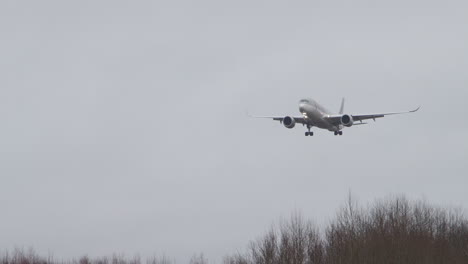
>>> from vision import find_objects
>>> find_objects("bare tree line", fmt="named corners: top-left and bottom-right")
top-left (2, 196), bottom-right (468, 264)
top-left (0, 250), bottom-right (208, 264)
top-left (224, 195), bottom-right (468, 264)
top-left (0, 250), bottom-right (180, 264)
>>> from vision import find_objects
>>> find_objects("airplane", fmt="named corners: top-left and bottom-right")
top-left (250, 98), bottom-right (420, 136)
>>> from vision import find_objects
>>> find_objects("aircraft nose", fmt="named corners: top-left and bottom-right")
top-left (299, 103), bottom-right (306, 112)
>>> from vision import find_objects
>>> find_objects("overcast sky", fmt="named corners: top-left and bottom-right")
top-left (1, 0), bottom-right (467, 263)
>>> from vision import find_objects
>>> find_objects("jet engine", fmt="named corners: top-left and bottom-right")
top-left (341, 114), bottom-right (354, 127)
top-left (283, 116), bottom-right (296, 129)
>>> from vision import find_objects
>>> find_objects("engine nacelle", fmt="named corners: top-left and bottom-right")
top-left (341, 114), bottom-right (354, 127)
top-left (283, 116), bottom-right (296, 129)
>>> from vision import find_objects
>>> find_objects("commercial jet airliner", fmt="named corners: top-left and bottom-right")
top-left (251, 98), bottom-right (419, 136)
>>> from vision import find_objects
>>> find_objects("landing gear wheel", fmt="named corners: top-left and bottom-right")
top-left (339, 131), bottom-right (343, 136)
top-left (305, 125), bottom-right (313, 137)
top-left (334, 131), bottom-right (338, 136)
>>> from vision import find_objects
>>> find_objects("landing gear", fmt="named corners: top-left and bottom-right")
top-left (305, 125), bottom-right (314, 136)
top-left (334, 131), bottom-right (343, 136)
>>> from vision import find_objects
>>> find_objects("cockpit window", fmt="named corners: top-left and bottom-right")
top-left (300, 99), bottom-right (310, 104)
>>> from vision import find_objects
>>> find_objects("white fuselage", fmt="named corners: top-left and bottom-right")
top-left (299, 99), bottom-right (343, 131)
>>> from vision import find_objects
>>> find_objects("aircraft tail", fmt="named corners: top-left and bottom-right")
top-left (339, 98), bottom-right (345, 114)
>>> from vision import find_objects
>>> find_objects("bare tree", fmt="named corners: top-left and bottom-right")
top-left (222, 254), bottom-right (250, 264)
top-left (146, 256), bottom-right (174, 264)
top-left (189, 253), bottom-right (208, 264)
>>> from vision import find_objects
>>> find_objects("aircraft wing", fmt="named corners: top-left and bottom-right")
top-left (325, 106), bottom-right (420, 124)
top-left (248, 114), bottom-right (308, 125)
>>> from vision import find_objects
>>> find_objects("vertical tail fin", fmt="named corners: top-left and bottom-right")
top-left (339, 98), bottom-right (345, 114)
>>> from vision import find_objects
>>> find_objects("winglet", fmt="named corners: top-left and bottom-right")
top-left (410, 106), bottom-right (421, 113)
top-left (339, 98), bottom-right (345, 114)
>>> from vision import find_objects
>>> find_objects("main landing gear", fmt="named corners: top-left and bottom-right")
top-left (334, 131), bottom-right (343, 136)
top-left (305, 125), bottom-right (314, 136)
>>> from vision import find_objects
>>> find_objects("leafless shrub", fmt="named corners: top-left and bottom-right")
top-left (78, 256), bottom-right (90, 264)
top-left (243, 212), bottom-right (323, 264)
top-left (145, 255), bottom-right (173, 264)
top-left (189, 253), bottom-right (208, 264)
top-left (0, 248), bottom-right (48, 264)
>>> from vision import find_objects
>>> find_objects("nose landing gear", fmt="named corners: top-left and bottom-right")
top-left (334, 131), bottom-right (343, 136)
